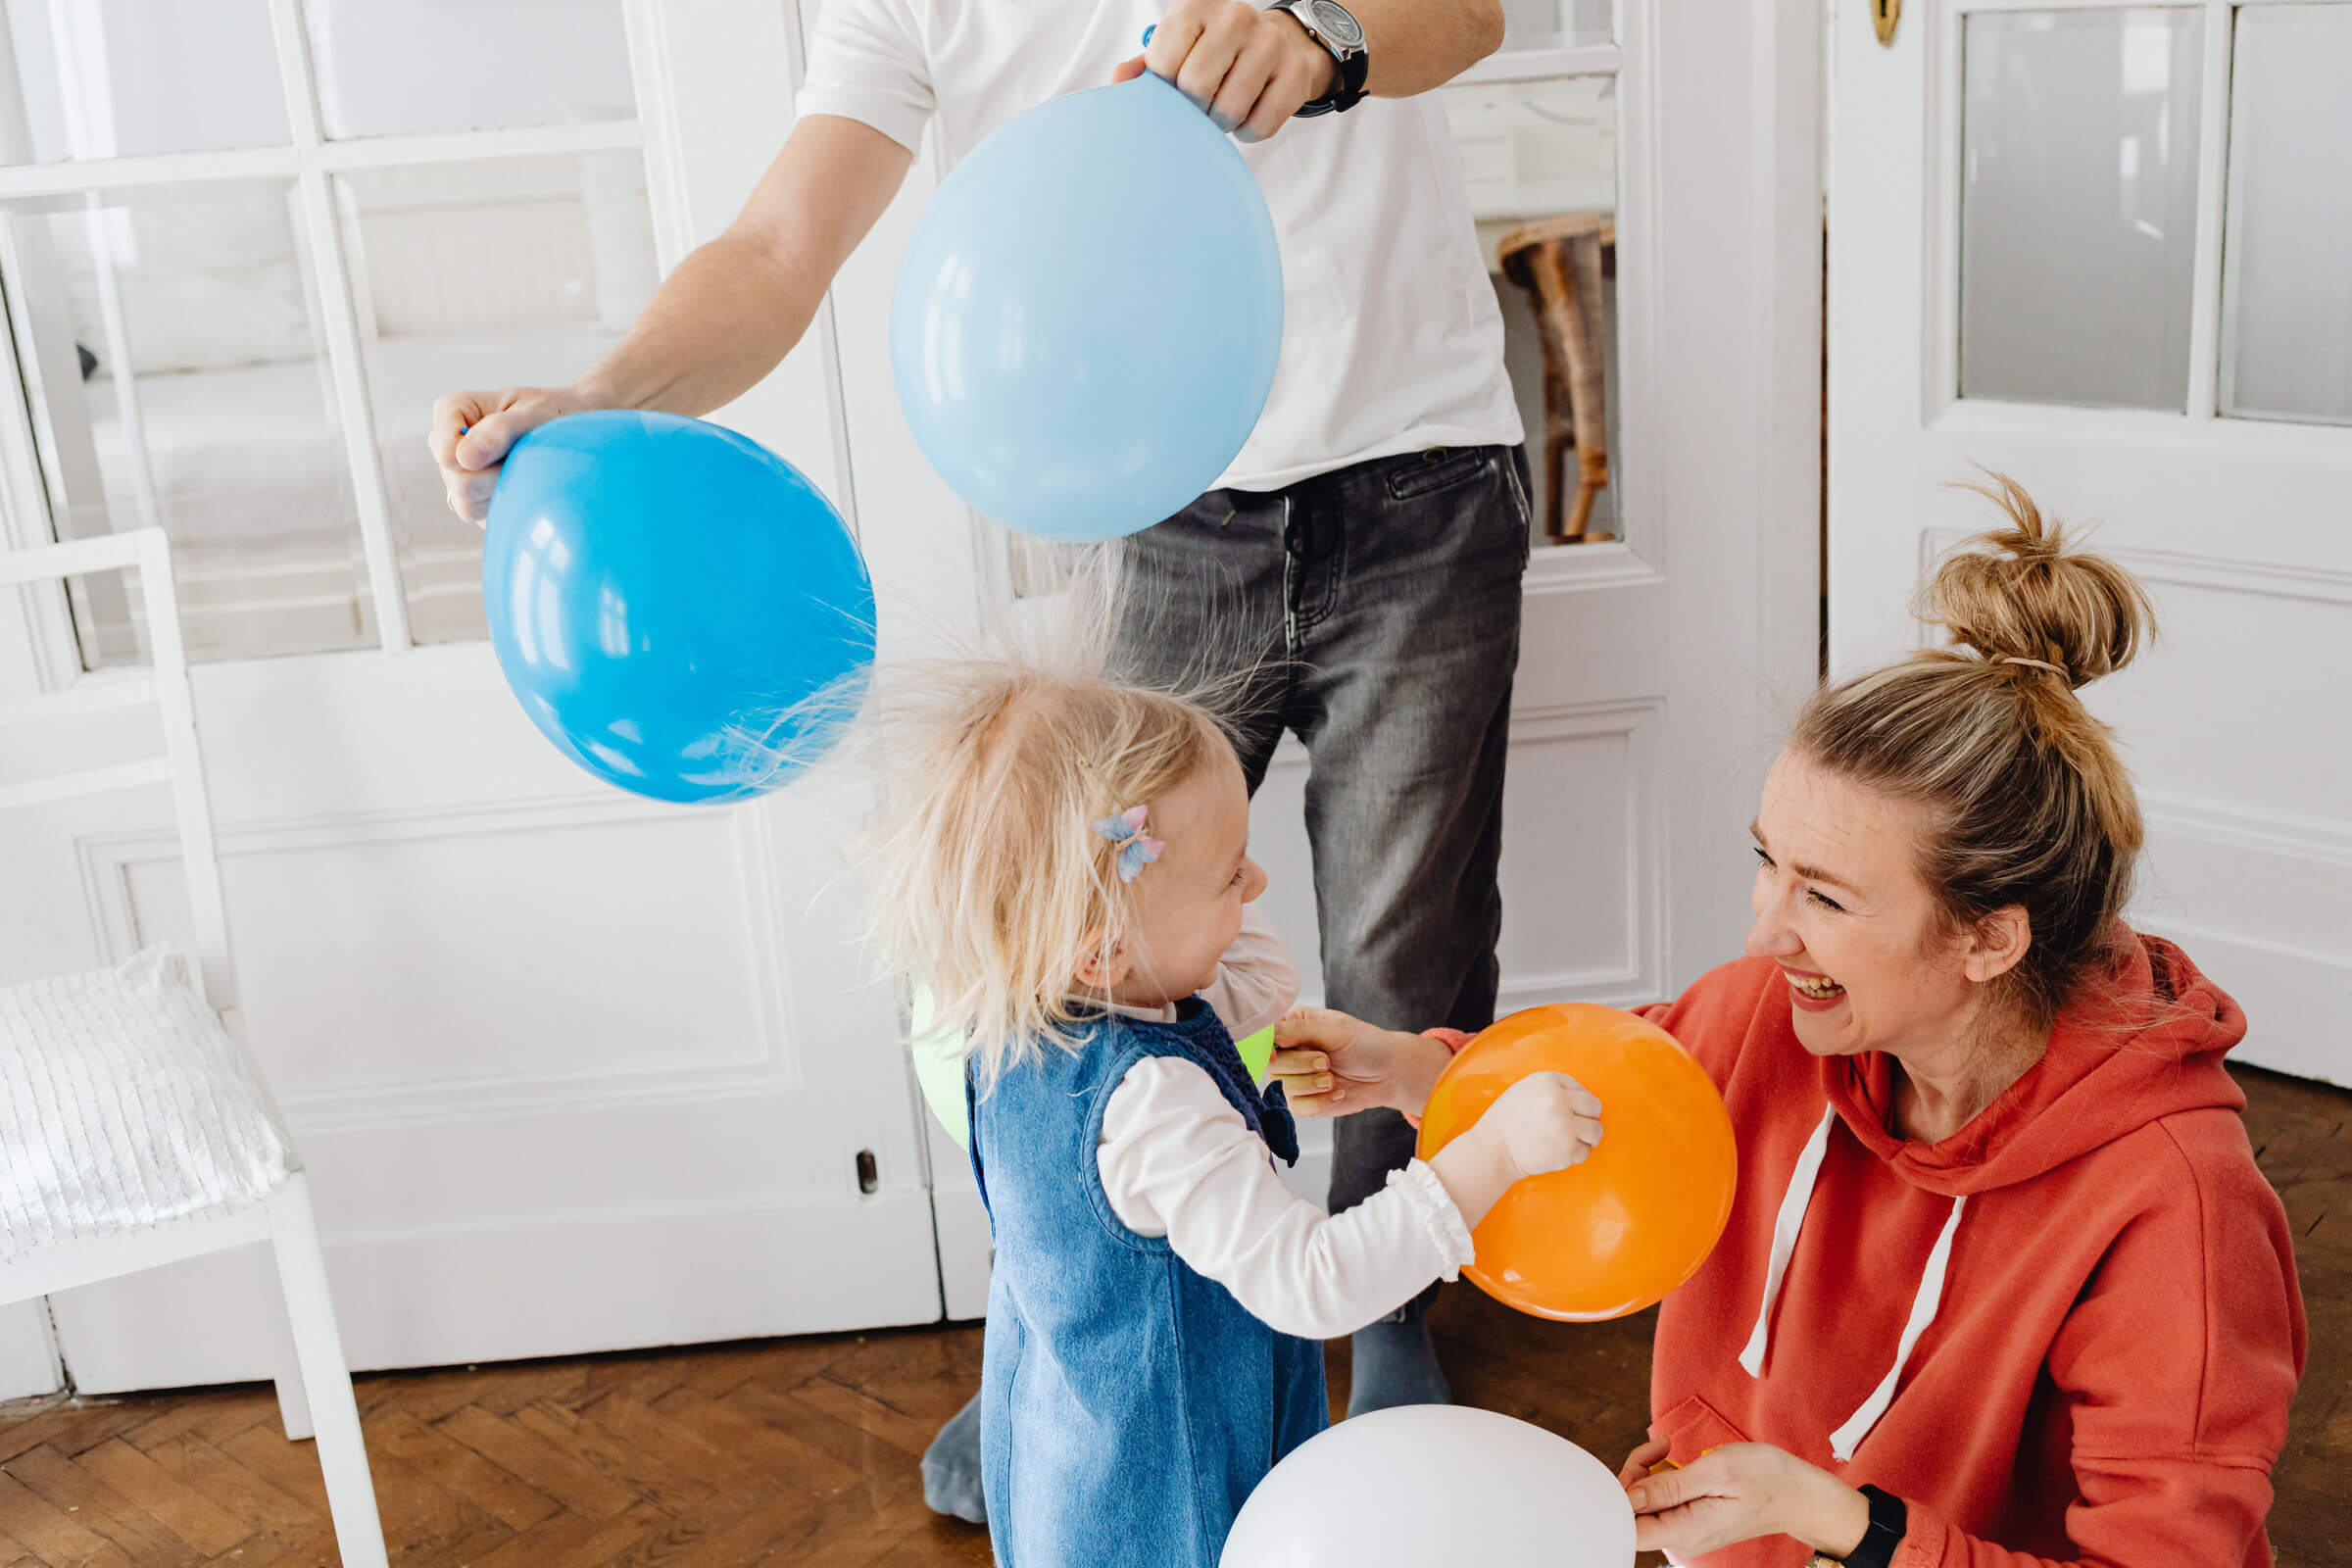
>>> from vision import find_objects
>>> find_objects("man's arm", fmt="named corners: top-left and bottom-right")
top-left (430, 114), bottom-right (911, 523)
top-left (1340, 0), bottom-right (1506, 97)
top-left (1128, 0), bottom-right (1503, 141)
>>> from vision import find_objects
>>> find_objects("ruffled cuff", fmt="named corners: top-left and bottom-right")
top-left (1385, 1158), bottom-right (1478, 1280)
top-left (1402, 1027), bottom-right (1477, 1129)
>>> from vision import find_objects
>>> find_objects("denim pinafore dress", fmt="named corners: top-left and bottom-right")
top-left (967, 1001), bottom-right (1328, 1567)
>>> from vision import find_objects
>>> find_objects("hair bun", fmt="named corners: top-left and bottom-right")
top-left (1920, 472), bottom-right (2156, 689)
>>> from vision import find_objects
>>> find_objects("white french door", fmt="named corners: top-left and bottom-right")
top-left (0, 0), bottom-right (935, 1396)
top-left (822, 0), bottom-right (1825, 1313)
top-left (1829, 0), bottom-right (2352, 1082)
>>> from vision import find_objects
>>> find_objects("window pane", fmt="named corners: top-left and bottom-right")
top-left (2220, 5), bottom-right (2352, 426)
top-left (340, 153), bottom-right (659, 645)
top-left (1445, 74), bottom-right (1621, 548)
top-left (1497, 0), bottom-right (1612, 52)
top-left (0, 0), bottom-right (288, 166)
top-left (305, 0), bottom-right (633, 140)
top-left (1959, 10), bottom-right (2201, 410)
top-left (1, 181), bottom-right (373, 665)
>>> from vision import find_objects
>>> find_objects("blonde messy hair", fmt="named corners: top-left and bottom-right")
top-left (857, 640), bottom-right (1235, 1085)
top-left (1792, 473), bottom-right (2157, 1024)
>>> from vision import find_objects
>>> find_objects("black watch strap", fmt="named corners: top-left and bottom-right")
top-left (1843, 1486), bottom-right (1908, 1568)
top-left (1276, 0), bottom-right (1369, 116)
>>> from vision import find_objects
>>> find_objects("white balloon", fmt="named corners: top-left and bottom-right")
top-left (1220, 1405), bottom-right (1637, 1568)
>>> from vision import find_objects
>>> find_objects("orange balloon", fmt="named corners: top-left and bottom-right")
top-left (1416, 1004), bottom-right (1737, 1321)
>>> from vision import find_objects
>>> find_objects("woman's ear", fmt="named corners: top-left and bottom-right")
top-left (1071, 928), bottom-right (1133, 991)
top-left (1964, 906), bottom-right (2032, 984)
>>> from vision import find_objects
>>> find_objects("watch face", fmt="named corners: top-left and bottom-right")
top-left (1307, 0), bottom-right (1364, 50)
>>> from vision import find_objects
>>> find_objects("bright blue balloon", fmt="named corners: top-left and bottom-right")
top-left (481, 411), bottom-right (876, 805)
top-left (891, 74), bottom-right (1284, 543)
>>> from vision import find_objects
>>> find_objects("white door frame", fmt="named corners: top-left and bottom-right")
top-left (1828, 0), bottom-right (2352, 1083)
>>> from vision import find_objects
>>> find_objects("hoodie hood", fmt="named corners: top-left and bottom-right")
top-left (1740, 931), bottom-right (2249, 1459)
top-left (1820, 930), bottom-right (2248, 1198)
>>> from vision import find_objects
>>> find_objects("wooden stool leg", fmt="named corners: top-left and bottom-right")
top-left (1567, 469), bottom-right (1598, 541)
top-left (1525, 239), bottom-right (1601, 542)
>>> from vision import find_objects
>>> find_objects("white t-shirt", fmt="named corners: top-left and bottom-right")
top-left (797, 0), bottom-right (1523, 491)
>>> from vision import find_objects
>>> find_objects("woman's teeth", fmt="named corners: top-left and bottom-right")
top-left (1788, 972), bottom-right (1844, 1001)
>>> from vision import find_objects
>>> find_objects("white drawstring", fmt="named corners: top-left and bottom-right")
top-left (1738, 1102), bottom-right (1969, 1461)
top-left (1739, 1104), bottom-right (1835, 1378)
top-left (1830, 1192), bottom-right (1966, 1460)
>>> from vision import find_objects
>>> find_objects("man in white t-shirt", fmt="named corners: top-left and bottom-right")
top-left (429, 0), bottom-right (1527, 1528)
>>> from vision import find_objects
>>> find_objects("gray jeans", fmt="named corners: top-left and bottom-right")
top-left (1112, 443), bottom-right (1530, 1324)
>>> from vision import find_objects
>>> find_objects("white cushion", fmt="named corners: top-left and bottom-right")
top-left (0, 948), bottom-right (292, 1261)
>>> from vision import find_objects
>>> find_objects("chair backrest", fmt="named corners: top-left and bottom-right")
top-left (0, 529), bottom-right (238, 1016)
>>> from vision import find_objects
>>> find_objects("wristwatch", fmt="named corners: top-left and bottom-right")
top-left (1803, 1485), bottom-right (1907, 1568)
top-left (1268, 0), bottom-right (1369, 116)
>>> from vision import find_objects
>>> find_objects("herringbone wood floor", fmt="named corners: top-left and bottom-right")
top-left (2, 1065), bottom-right (2345, 1567)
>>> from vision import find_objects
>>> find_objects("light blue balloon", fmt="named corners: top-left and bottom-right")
top-left (481, 411), bottom-right (876, 805)
top-left (890, 74), bottom-right (1285, 543)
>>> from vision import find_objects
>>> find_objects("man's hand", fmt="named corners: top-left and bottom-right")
top-left (1111, 0), bottom-right (1338, 143)
top-left (429, 385), bottom-right (601, 526)
top-left (425, 117), bottom-right (914, 529)
top-left (1268, 1006), bottom-right (1452, 1117)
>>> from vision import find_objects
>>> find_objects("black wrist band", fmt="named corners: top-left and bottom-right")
top-left (1295, 46), bottom-right (1367, 117)
top-left (1843, 1485), bottom-right (1907, 1568)
top-left (1275, 0), bottom-right (1368, 117)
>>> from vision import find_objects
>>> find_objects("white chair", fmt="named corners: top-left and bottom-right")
top-left (0, 529), bottom-right (387, 1568)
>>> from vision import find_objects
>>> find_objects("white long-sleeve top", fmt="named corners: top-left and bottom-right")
top-left (1097, 906), bottom-right (1477, 1340)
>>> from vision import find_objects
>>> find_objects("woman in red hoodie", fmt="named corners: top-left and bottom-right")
top-left (1272, 477), bottom-right (2306, 1567)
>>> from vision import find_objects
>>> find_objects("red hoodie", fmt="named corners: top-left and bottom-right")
top-left (1641, 935), bottom-right (2306, 1567)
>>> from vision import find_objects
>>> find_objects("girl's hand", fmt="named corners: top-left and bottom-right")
top-left (1616, 1436), bottom-right (1672, 1491)
top-left (1268, 1006), bottom-right (1451, 1117)
top-left (1623, 1443), bottom-right (1871, 1559)
top-left (1479, 1071), bottom-right (1603, 1182)
top-left (1425, 1071), bottom-right (1601, 1230)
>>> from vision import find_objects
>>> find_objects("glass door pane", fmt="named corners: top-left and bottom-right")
top-left (339, 152), bottom-right (658, 644)
top-left (1497, 0), bottom-right (1613, 51)
top-left (1, 181), bottom-right (372, 664)
top-left (1958, 9), bottom-right (2201, 410)
top-left (2219, 4), bottom-right (2352, 426)
top-left (0, 0), bottom-right (288, 165)
top-left (304, 0), bottom-right (634, 139)
top-left (1445, 74), bottom-right (1621, 548)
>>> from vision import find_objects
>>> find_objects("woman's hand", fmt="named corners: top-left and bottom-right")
top-left (1268, 1006), bottom-right (1452, 1117)
top-left (1616, 1436), bottom-right (1672, 1490)
top-left (1623, 1443), bottom-right (1871, 1559)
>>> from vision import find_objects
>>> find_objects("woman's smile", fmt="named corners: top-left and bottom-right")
top-left (1781, 967), bottom-right (1845, 1009)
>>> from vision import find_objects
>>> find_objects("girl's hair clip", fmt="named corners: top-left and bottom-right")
top-left (1092, 805), bottom-right (1164, 883)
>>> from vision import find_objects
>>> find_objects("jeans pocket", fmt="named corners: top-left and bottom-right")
top-left (1499, 445), bottom-right (1534, 571)
top-left (1385, 446), bottom-right (1494, 503)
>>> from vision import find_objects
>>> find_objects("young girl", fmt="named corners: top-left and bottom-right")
top-left (860, 653), bottom-right (1604, 1568)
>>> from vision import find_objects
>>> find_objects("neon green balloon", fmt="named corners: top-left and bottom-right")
top-left (909, 986), bottom-right (1277, 1151)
